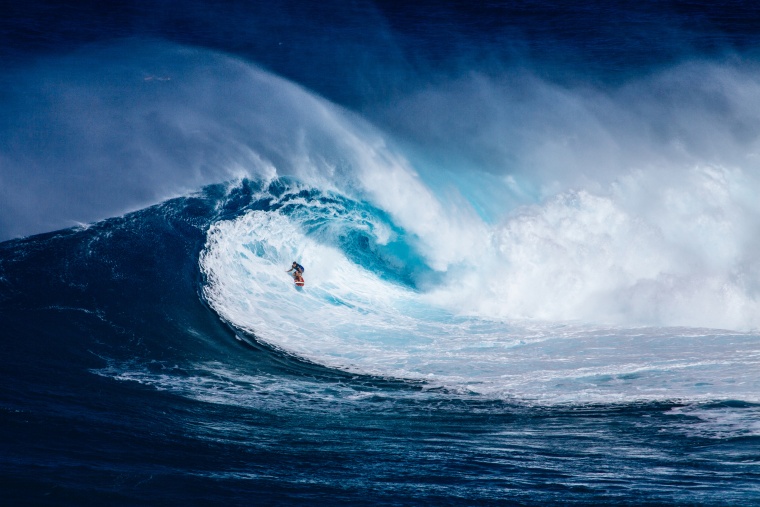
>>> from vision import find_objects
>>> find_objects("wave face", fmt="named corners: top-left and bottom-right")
top-left (200, 180), bottom-right (760, 404)
top-left (3, 1), bottom-right (760, 505)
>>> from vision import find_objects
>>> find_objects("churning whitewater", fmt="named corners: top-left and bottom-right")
top-left (199, 179), bottom-right (760, 405)
top-left (174, 42), bottom-right (760, 408)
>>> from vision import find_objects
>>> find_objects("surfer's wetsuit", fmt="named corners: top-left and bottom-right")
top-left (288, 262), bottom-right (305, 285)
top-left (288, 262), bottom-right (304, 275)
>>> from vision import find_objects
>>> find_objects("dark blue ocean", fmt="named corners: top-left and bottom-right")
top-left (2, 2), bottom-right (760, 505)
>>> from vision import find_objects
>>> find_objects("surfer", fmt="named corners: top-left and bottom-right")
top-left (287, 261), bottom-right (305, 286)
top-left (286, 261), bottom-right (304, 276)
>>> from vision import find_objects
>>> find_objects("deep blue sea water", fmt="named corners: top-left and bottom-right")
top-left (2, 2), bottom-right (760, 505)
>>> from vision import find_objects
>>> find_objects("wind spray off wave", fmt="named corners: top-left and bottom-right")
top-left (7, 40), bottom-right (760, 333)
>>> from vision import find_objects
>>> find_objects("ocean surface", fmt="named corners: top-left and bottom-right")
top-left (2, 1), bottom-right (760, 505)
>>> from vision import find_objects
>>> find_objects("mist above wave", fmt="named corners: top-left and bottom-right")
top-left (5, 39), bottom-right (760, 329)
top-left (379, 61), bottom-right (760, 330)
top-left (0, 41), bottom-right (423, 241)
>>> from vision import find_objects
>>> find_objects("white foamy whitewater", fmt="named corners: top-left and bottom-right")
top-left (194, 56), bottom-right (760, 406)
top-left (199, 179), bottom-right (760, 405)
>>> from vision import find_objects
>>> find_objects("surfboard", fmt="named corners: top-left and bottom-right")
top-left (295, 279), bottom-right (305, 287)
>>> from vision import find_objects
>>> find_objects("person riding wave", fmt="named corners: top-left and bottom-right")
top-left (287, 261), bottom-right (305, 285)
top-left (286, 261), bottom-right (304, 276)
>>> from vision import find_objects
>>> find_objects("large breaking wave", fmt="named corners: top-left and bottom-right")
top-left (198, 181), bottom-right (760, 404)
top-left (4, 41), bottom-right (760, 403)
